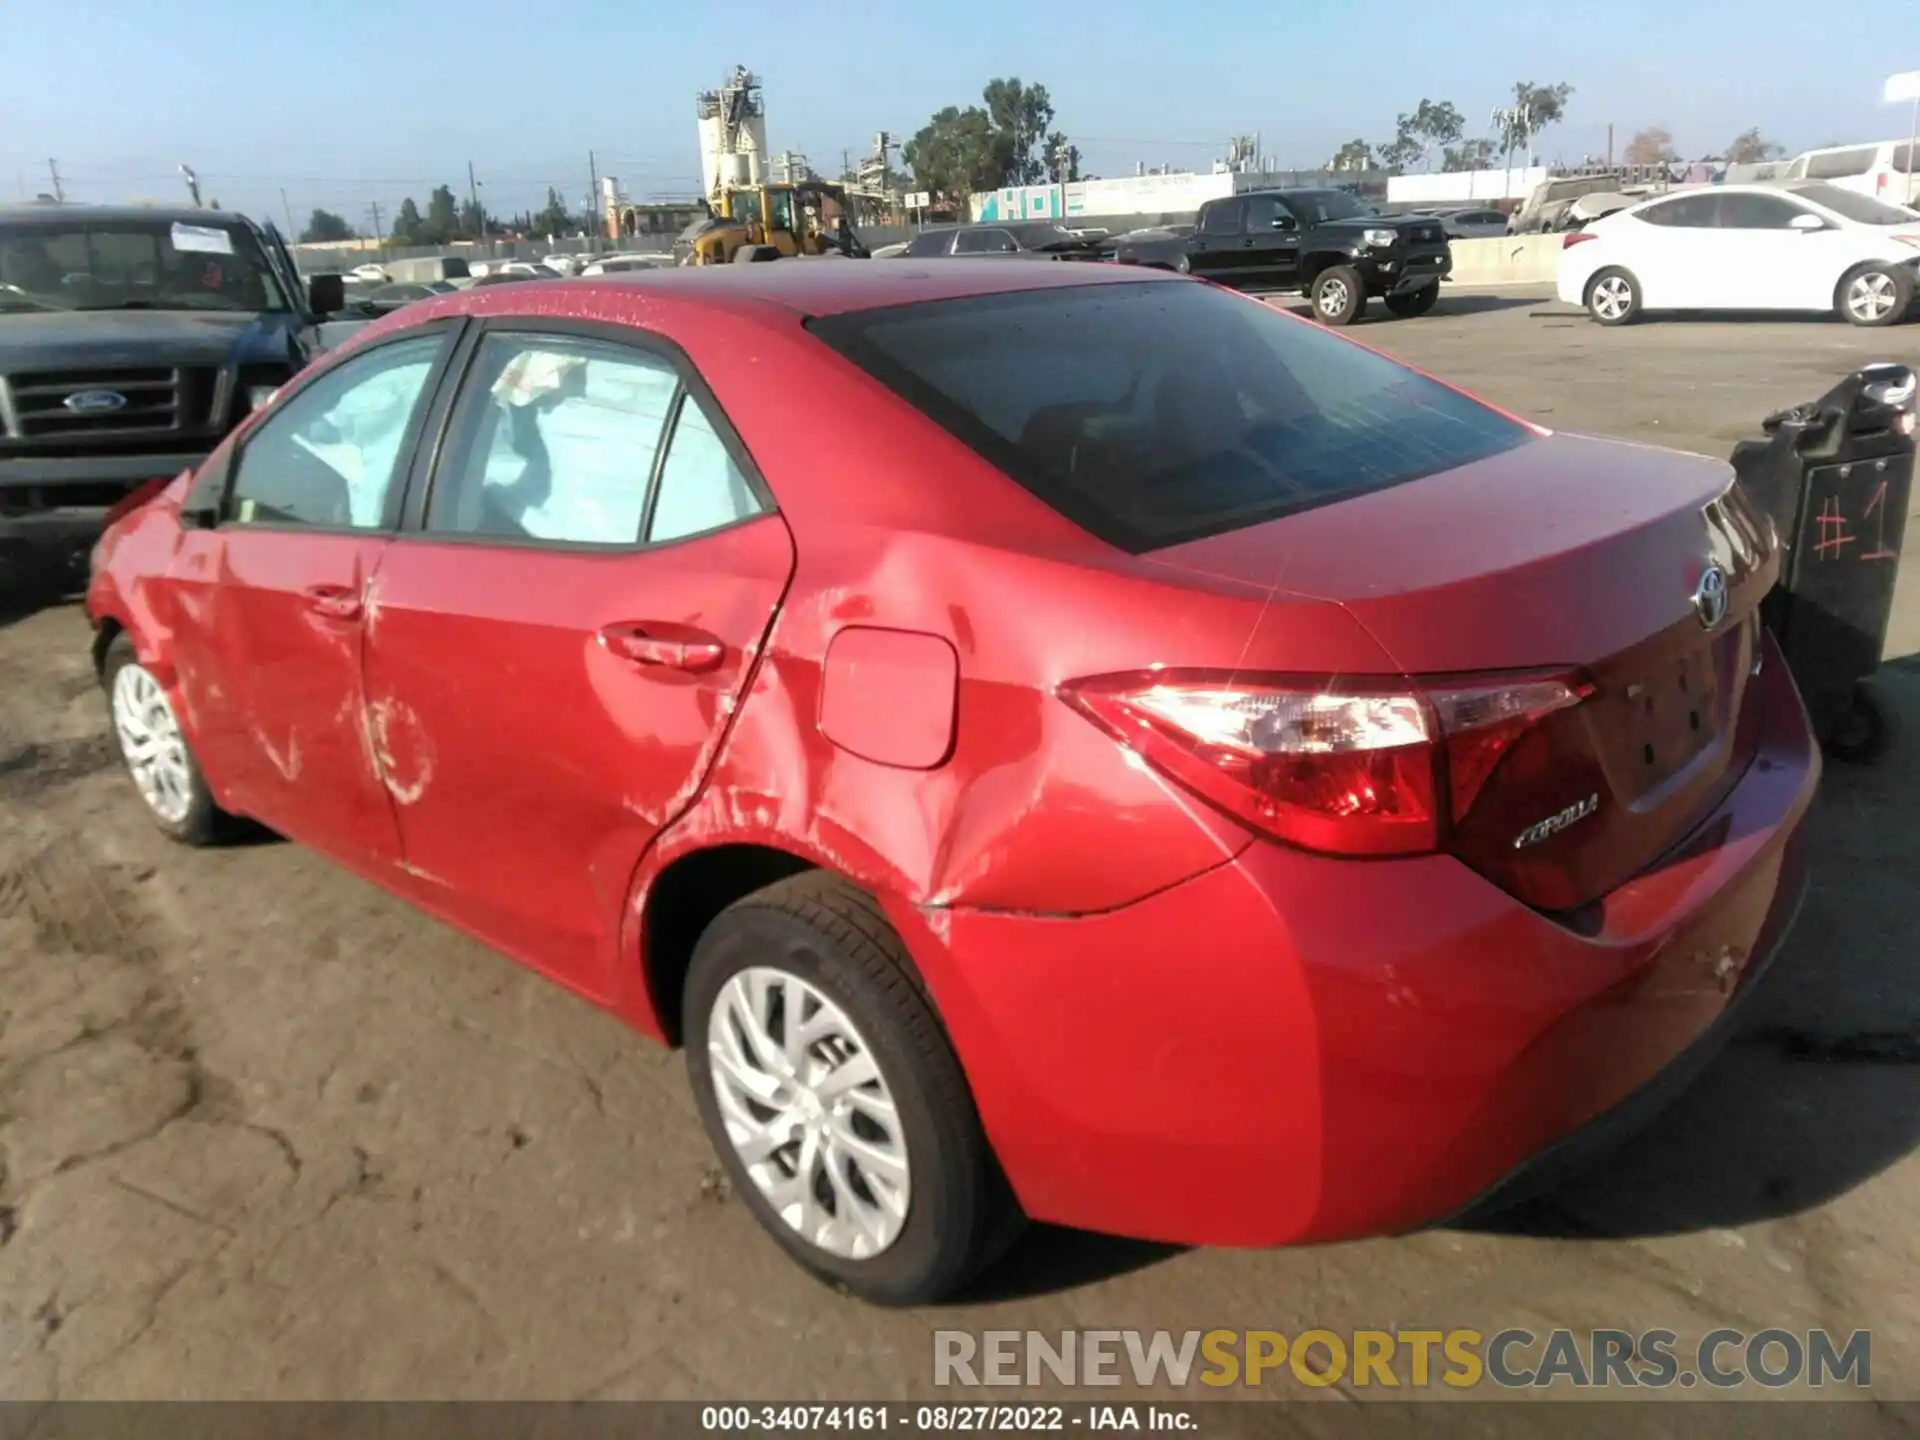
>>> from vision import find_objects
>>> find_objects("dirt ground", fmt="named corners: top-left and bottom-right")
top-left (0, 289), bottom-right (1916, 1406)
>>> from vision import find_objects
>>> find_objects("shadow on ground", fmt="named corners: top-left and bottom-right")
top-left (1468, 664), bottom-right (1920, 1240)
top-left (952, 1225), bottom-right (1186, 1304)
top-left (1274, 292), bottom-right (1543, 323)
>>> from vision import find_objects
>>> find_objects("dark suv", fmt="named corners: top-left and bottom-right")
top-left (0, 204), bottom-right (343, 591)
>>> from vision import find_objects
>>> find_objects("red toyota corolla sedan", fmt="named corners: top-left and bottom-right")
top-left (86, 262), bottom-right (1818, 1304)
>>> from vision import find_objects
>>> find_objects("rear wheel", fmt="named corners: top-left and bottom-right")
top-left (1586, 268), bottom-right (1641, 325)
top-left (102, 634), bottom-right (221, 845)
top-left (733, 244), bottom-right (781, 264)
top-left (683, 872), bottom-right (1021, 1305)
top-left (1825, 680), bottom-right (1898, 763)
top-left (1310, 265), bottom-right (1366, 325)
top-left (1385, 284), bottom-right (1439, 318)
top-left (1836, 265), bottom-right (1912, 327)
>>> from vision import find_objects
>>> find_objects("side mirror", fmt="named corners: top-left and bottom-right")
top-left (307, 273), bottom-right (345, 314)
top-left (1788, 213), bottom-right (1826, 232)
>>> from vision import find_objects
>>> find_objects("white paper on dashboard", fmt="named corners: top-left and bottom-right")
top-left (170, 223), bottom-right (235, 255)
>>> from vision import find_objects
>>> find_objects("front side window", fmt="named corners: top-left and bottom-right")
top-left (906, 231), bottom-right (954, 257)
top-left (1285, 190), bottom-right (1370, 223)
top-left (0, 220), bottom-right (290, 314)
top-left (228, 333), bottom-right (444, 530)
top-left (1244, 196), bottom-right (1289, 231)
top-left (809, 280), bottom-right (1529, 553)
top-left (954, 229), bottom-right (1016, 254)
top-left (426, 334), bottom-right (680, 545)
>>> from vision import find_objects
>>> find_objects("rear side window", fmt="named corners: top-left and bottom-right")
top-left (808, 281), bottom-right (1530, 553)
top-left (1804, 148), bottom-right (1875, 179)
top-left (905, 231), bottom-right (954, 257)
top-left (1637, 194), bottom-right (1719, 227)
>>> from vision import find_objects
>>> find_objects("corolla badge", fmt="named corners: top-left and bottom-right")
top-left (63, 389), bottom-right (128, 415)
top-left (1513, 793), bottom-right (1600, 850)
top-left (1693, 561), bottom-right (1730, 630)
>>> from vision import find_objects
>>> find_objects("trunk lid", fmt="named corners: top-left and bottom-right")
top-left (1149, 431), bottom-right (1780, 910)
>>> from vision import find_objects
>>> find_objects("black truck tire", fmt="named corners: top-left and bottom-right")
top-left (1310, 266), bottom-right (1366, 325)
top-left (1385, 285), bottom-right (1440, 319)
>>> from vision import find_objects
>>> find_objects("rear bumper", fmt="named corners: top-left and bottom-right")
top-left (891, 632), bottom-right (1821, 1248)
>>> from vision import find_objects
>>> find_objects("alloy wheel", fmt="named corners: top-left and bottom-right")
top-left (110, 663), bottom-right (194, 824)
top-left (1847, 273), bottom-right (1897, 323)
top-left (1317, 278), bottom-right (1351, 316)
top-left (1592, 276), bottom-right (1633, 321)
top-left (707, 966), bottom-right (912, 1260)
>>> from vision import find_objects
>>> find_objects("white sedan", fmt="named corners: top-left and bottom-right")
top-left (1557, 181), bottom-right (1920, 327)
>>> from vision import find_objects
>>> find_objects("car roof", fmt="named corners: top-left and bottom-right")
top-left (433, 258), bottom-right (1174, 321)
top-left (0, 203), bottom-right (257, 227)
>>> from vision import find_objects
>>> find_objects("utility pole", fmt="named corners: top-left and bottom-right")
top-left (1606, 123), bottom-right (1615, 170)
top-left (366, 201), bottom-right (385, 251)
top-left (46, 159), bottom-right (65, 203)
top-left (280, 187), bottom-right (295, 234)
top-left (842, 148), bottom-right (852, 184)
top-left (587, 150), bottom-right (601, 241)
top-left (178, 164), bottom-right (201, 208)
top-left (467, 161), bottom-right (482, 237)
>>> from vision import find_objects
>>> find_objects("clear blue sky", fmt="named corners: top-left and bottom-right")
top-left (3, 0), bottom-right (1914, 230)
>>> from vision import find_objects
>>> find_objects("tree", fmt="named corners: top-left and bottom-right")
top-left (904, 105), bottom-right (1016, 203)
top-left (458, 197), bottom-right (486, 238)
top-left (1443, 138), bottom-right (1497, 172)
top-left (1495, 81), bottom-right (1574, 162)
top-left (391, 197), bottom-right (425, 244)
top-left (299, 208), bottom-right (356, 243)
top-left (1375, 135), bottom-right (1423, 175)
top-left (982, 77), bottom-right (1056, 184)
top-left (422, 185), bottom-right (460, 244)
top-left (1726, 128), bottom-right (1784, 164)
top-left (1625, 126), bottom-right (1677, 166)
top-left (1328, 139), bottom-right (1373, 172)
top-left (1401, 99), bottom-right (1466, 170)
top-left (532, 186), bottom-right (573, 236)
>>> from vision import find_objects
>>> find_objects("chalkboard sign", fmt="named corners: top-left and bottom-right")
top-left (1779, 452), bottom-right (1911, 699)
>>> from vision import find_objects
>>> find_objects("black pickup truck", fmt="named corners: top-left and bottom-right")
top-left (1108, 188), bottom-right (1453, 324)
top-left (0, 203), bottom-right (345, 593)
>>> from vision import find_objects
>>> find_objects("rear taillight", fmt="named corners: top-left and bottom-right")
top-left (1060, 669), bottom-right (1592, 858)
top-left (1562, 232), bottom-right (1597, 249)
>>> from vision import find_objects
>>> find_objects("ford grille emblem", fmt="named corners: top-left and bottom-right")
top-left (64, 389), bottom-right (128, 415)
top-left (1693, 561), bottom-right (1730, 630)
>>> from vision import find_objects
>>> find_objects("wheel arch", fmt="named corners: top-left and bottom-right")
top-left (1299, 250), bottom-right (1356, 284)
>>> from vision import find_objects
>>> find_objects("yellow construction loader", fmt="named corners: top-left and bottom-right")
top-left (675, 181), bottom-right (871, 265)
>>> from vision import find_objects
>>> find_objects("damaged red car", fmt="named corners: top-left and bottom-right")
top-left (87, 262), bottom-right (1818, 1304)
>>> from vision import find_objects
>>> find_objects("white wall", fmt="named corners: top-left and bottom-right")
top-left (1386, 167), bottom-right (1548, 204)
top-left (971, 171), bottom-right (1234, 222)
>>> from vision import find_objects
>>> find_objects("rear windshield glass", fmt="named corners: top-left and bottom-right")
top-left (807, 281), bottom-right (1530, 553)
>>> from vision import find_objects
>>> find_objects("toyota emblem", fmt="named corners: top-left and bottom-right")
top-left (1693, 561), bottom-right (1729, 630)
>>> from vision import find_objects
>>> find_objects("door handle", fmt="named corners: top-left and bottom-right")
top-left (1243, 237), bottom-right (1256, 247)
top-left (303, 584), bottom-right (362, 621)
top-left (598, 622), bottom-right (726, 673)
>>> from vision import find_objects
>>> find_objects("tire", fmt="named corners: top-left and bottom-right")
top-left (733, 244), bottom-right (780, 264)
top-left (1836, 265), bottom-right (1913, 327)
top-left (1174, 254), bottom-right (1191, 275)
top-left (1824, 680), bottom-right (1899, 764)
top-left (101, 634), bottom-right (221, 844)
top-left (683, 871), bottom-right (1022, 1305)
top-left (1310, 265), bottom-right (1366, 325)
top-left (1384, 284), bottom-right (1439, 318)
top-left (1585, 267), bottom-right (1641, 325)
